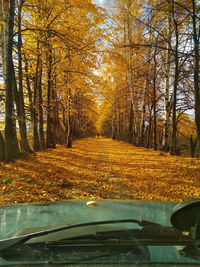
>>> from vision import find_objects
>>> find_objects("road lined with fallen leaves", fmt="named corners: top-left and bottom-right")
top-left (0, 137), bottom-right (200, 204)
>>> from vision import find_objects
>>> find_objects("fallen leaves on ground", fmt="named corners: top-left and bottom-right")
top-left (0, 138), bottom-right (200, 204)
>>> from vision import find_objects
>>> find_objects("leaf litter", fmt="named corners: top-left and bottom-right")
top-left (0, 138), bottom-right (200, 204)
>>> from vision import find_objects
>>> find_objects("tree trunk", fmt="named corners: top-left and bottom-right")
top-left (146, 107), bottom-right (153, 148)
top-left (38, 54), bottom-right (45, 149)
top-left (53, 57), bottom-right (59, 143)
top-left (0, 131), bottom-right (5, 161)
top-left (112, 97), bottom-right (117, 140)
top-left (118, 108), bottom-right (121, 139)
top-left (138, 75), bottom-right (147, 146)
top-left (124, 0), bottom-right (135, 144)
top-left (128, 101), bottom-right (134, 143)
top-left (153, 50), bottom-right (157, 151)
top-left (15, 0), bottom-right (32, 153)
top-left (171, 2), bottom-right (179, 155)
top-left (24, 57), bottom-right (34, 128)
top-left (162, 11), bottom-right (172, 152)
top-left (4, 0), bottom-right (20, 161)
top-left (66, 88), bottom-right (72, 148)
top-left (139, 103), bottom-right (145, 146)
top-left (192, 0), bottom-right (200, 153)
top-left (190, 135), bottom-right (197, 158)
top-left (33, 55), bottom-right (41, 151)
top-left (0, 2), bottom-right (6, 78)
top-left (65, 47), bottom-right (72, 148)
top-left (12, 62), bottom-right (32, 153)
top-left (46, 47), bottom-right (55, 149)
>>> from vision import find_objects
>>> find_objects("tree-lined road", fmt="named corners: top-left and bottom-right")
top-left (0, 138), bottom-right (199, 204)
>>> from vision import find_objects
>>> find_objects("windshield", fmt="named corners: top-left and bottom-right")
top-left (0, 0), bottom-right (200, 266)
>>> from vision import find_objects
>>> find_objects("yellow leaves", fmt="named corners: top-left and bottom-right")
top-left (0, 21), bottom-right (5, 25)
top-left (177, 113), bottom-right (196, 139)
top-left (0, 138), bottom-right (200, 205)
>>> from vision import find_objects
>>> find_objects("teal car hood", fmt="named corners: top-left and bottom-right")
top-left (0, 200), bottom-right (176, 238)
top-left (0, 200), bottom-right (199, 266)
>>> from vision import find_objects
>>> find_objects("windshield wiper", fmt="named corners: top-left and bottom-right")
top-left (46, 224), bottom-right (192, 247)
top-left (0, 219), bottom-right (159, 252)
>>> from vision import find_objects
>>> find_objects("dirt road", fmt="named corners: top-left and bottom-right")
top-left (0, 138), bottom-right (200, 204)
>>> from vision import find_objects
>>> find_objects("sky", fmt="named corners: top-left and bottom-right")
top-left (92, 0), bottom-right (105, 6)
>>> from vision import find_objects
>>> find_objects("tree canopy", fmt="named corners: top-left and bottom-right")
top-left (0, 0), bottom-right (199, 161)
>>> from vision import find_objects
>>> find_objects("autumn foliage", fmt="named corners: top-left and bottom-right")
top-left (0, 138), bottom-right (200, 205)
top-left (0, 0), bottom-right (200, 162)
top-left (0, 0), bottom-right (105, 160)
top-left (0, 1), bottom-right (200, 206)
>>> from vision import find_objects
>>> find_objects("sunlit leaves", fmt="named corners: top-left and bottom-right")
top-left (0, 138), bottom-right (199, 204)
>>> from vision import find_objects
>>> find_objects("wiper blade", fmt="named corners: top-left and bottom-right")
top-left (47, 225), bottom-right (192, 247)
top-left (0, 219), bottom-right (157, 252)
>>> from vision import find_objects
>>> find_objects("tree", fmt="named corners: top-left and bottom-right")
top-left (14, 0), bottom-right (32, 153)
top-left (0, 131), bottom-right (5, 161)
top-left (1, 0), bottom-right (20, 161)
top-left (162, 3), bottom-right (172, 152)
top-left (191, 0), bottom-right (200, 152)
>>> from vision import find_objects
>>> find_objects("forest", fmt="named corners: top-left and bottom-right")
top-left (0, 0), bottom-right (200, 162)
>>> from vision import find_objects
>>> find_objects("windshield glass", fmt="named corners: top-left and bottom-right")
top-left (0, 0), bottom-right (200, 266)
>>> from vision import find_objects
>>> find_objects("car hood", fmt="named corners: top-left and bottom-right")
top-left (0, 200), bottom-right (176, 239)
top-left (0, 200), bottom-right (199, 266)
